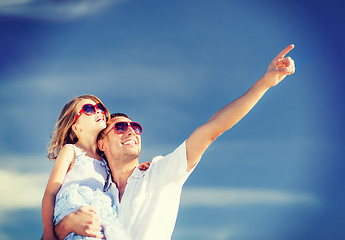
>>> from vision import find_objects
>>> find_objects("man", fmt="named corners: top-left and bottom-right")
top-left (54, 44), bottom-right (295, 239)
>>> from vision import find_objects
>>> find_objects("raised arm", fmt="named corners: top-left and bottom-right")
top-left (186, 44), bottom-right (295, 171)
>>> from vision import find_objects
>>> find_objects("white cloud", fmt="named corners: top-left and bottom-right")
top-left (0, 231), bottom-right (10, 240)
top-left (180, 187), bottom-right (319, 207)
top-left (0, 169), bottom-right (49, 210)
top-left (0, 168), bottom-right (319, 211)
top-left (0, 153), bottom-right (51, 172)
top-left (0, 0), bottom-right (126, 20)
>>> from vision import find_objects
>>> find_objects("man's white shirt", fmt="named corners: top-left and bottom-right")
top-left (107, 141), bottom-right (196, 240)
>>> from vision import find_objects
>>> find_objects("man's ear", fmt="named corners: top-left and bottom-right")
top-left (98, 139), bottom-right (105, 151)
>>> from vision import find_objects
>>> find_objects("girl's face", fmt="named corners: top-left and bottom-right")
top-left (73, 99), bottom-right (107, 134)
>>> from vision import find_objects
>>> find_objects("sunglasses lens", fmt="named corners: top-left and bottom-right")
top-left (114, 122), bottom-right (129, 134)
top-left (131, 122), bottom-right (143, 135)
top-left (96, 103), bottom-right (106, 112)
top-left (113, 122), bottom-right (143, 135)
top-left (82, 104), bottom-right (96, 115)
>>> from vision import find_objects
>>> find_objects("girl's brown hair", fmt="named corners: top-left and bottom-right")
top-left (47, 95), bottom-right (110, 161)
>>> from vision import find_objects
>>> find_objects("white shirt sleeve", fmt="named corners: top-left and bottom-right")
top-left (144, 140), bottom-right (197, 189)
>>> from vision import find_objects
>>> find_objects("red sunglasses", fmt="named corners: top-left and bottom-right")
top-left (73, 103), bottom-right (106, 124)
top-left (107, 121), bottom-right (143, 135)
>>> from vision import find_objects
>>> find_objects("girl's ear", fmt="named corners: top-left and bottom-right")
top-left (71, 124), bottom-right (82, 134)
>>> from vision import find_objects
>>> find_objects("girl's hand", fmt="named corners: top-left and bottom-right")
top-left (263, 44), bottom-right (295, 87)
top-left (138, 161), bottom-right (151, 171)
top-left (54, 205), bottom-right (104, 239)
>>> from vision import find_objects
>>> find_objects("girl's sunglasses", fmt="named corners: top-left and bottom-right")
top-left (107, 121), bottom-right (143, 135)
top-left (73, 103), bottom-right (106, 124)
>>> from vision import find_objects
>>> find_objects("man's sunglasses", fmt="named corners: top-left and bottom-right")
top-left (107, 121), bottom-right (143, 135)
top-left (73, 103), bottom-right (106, 124)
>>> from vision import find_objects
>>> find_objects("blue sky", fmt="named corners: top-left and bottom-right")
top-left (0, 0), bottom-right (344, 239)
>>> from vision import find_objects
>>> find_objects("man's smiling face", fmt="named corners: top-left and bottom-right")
top-left (99, 116), bottom-right (142, 163)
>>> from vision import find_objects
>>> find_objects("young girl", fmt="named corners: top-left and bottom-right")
top-left (42, 95), bottom-right (129, 240)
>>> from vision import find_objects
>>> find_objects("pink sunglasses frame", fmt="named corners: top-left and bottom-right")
top-left (106, 121), bottom-right (143, 135)
top-left (73, 103), bottom-right (106, 124)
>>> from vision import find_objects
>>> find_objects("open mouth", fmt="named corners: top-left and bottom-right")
top-left (122, 139), bottom-right (137, 145)
top-left (95, 115), bottom-right (104, 122)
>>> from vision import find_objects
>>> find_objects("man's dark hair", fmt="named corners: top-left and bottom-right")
top-left (110, 113), bottom-right (130, 119)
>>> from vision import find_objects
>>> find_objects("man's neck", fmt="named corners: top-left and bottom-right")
top-left (108, 159), bottom-right (138, 202)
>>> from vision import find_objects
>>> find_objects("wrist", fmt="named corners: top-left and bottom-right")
top-left (255, 74), bottom-right (272, 91)
top-left (42, 231), bottom-right (57, 240)
top-left (54, 215), bottom-right (71, 240)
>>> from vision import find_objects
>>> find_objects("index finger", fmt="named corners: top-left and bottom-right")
top-left (275, 44), bottom-right (295, 60)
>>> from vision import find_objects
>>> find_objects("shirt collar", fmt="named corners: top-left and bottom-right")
top-left (129, 165), bottom-right (146, 180)
top-left (102, 159), bottom-right (146, 191)
top-left (101, 156), bottom-right (112, 192)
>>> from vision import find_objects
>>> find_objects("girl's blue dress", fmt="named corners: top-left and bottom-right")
top-left (53, 144), bottom-right (129, 240)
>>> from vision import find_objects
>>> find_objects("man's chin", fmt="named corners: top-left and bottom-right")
top-left (123, 151), bottom-right (140, 161)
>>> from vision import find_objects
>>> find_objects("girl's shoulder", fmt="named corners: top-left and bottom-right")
top-left (58, 144), bottom-right (76, 158)
top-left (63, 144), bottom-right (88, 160)
top-left (61, 144), bottom-right (83, 158)
top-left (54, 144), bottom-right (76, 167)
top-left (61, 144), bottom-right (76, 153)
